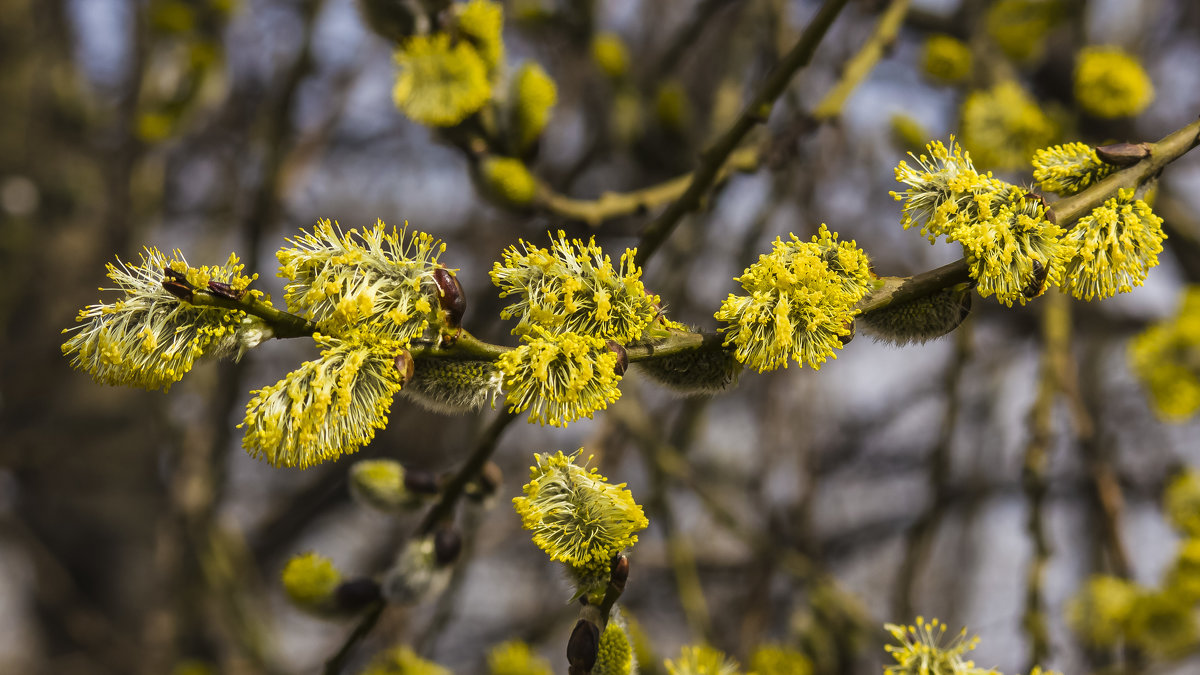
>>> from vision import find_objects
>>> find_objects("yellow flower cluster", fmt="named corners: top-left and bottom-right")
top-left (280, 552), bottom-right (341, 613)
top-left (715, 225), bottom-right (873, 372)
top-left (592, 32), bottom-right (630, 79)
top-left (593, 621), bottom-right (634, 675)
top-left (491, 232), bottom-right (671, 342)
top-left (959, 81), bottom-right (1057, 171)
top-left (884, 618), bottom-right (983, 675)
top-left (487, 641), bottom-right (553, 675)
top-left (276, 219), bottom-right (444, 342)
top-left (348, 458), bottom-right (426, 512)
top-left (985, 0), bottom-right (1062, 63)
top-left (481, 156), bottom-right (537, 206)
top-left (1032, 142), bottom-right (1115, 196)
top-left (498, 329), bottom-right (622, 426)
top-left (893, 138), bottom-right (1066, 306)
top-left (921, 35), bottom-right (972, 84)
top-left (361, 646), bottom-right (452, 675)
top-left (512, 451), bottom-right (648, 584)
top-left (393, 33), bottom-right (492, 127)
top-left (1128, 287), bottom-right (1200, 420)
top-left (61, 248), bottom-right (254, 391)
top-left (511, 62), bottom-right (557, 150)
top-left (1075, 46), bottom-right (1154, 118)
top-left (456, 0), bottom-right (503, 70)
top-left (1060, 188), bottom-right (1164, 300)
top-left (1166, 470), bottom-right (1200, 537)
top-left (390, 0), bottom-right (504, 127)
top-left (664, 645), bottom-right (741, 675)
top-left (1067, 477), bottom-right (1200, 658)
top-left (241, 332), bottom-right (406, 468)
top-left (1065, 575), bottom-right (1140, 647)
top-left (749, 645), bottom-right (812, 675)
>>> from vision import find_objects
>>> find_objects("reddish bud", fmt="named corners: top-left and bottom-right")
top-left (162, 280), bottom-right (194, 302)
top-left (611, 554), bottom-right (629, 593)
top-left (394, 350), bottom-right (415, 384)
top-left (606, 340), bottom-right (628, 376)
top-left (433, 267), bottom-right (466, 330)
top-left (404, 469), bottom-right (441, 495)
top-left (434, 528), bottom-right (462, 566)
top-left (1096, 142), bottom-right (1150, 167)
top-left (567, 619), bottom-right (600, 671)
top-left (206, 280), bottom-right (245, 300)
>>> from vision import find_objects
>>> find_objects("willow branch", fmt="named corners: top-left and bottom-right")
top-left (533, 147), bottom-right (760, 226)
top-left (809, 0), bottom-right (912, 121)
top-left (856, 115), bottom-right (1200, 314)
top-left (186, 289), bottom-right (318, 339)
top-left (635, 0), bottom-right (850, 266)
top-left (1021, 289), bottom-right (1069, 670)
top-left (415, 408), bottom-right (518, 537)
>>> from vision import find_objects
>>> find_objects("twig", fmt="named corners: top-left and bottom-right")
top-left (323, 600), bottom-right (386, 675)
top-left (856, 116), bottom-right (1200, 314)
top-left (635, 0), bottom-right (851, 267)
top-left (416, 408), bottom-right (518, 537)
top-left (1021, 289), bottom-right (1070, 670)
top-left (893, 319), bottom-right (972, 619)
top-left (809, 0), bottom-right (912, 122)
top-left (533, 147), bottom-right (760, 226)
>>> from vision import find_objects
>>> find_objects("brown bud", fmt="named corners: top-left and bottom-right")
top-left (1096, 142), bottom-right (1150, 167)
top-left (476, 461), bottom-right (503, 495)
top-left (433, 267), bottom-right (467, 330)
top-left (606, 340), bottom-right (628, 376)
top-left (434, 528), bottom-right (462, 566)
top-left (334, 578), bottom-right (383, 612)
top-left (567, 618), bottom-right (600, 672)
top-left (394, 350), bottom-right (415, 384)
top-left (404, 469), bottom-right (441, 495)
top-left (206, 280), bottom-right (245, 300)
top-left (1022, 258), bottom-right (1049, 299)
top-left (163, 268), bottom-right (190, 284)
top-left (610, 553), bottom-right (629, 594)
top-left (162, 280), bottom-right (194, 302)
top-left (1024, 191), bottom-right (1047, 208)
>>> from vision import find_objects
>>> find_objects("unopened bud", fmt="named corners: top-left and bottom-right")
top-left (1096, 142), bottom-right (1150, 167)
top-left (403, 468), bottom-right (441, 495)
top-left (567, 619), bottom-right (600, 672)
top-left (610, 554), bottom-right (629, 594)
top-left (859, 283), bottom-right (973, 346)
top-left (636, 342), bottom-right (741, 396)
top-left (206, 280), bottom-right (244, 300)
top-left (394, 350), bottom-right (415, 384)
top-left (163, 280), bottom-right (194, 302)
top-left (334, 578), bottom-right (383, 612)
top-left (433, 267), bottom-right (466, 331)
top-left (434, 528), bottom-right (462, 566)
top-left (606, 340), bottom-right (628, 376)
top-left (465, 461), bottom-right (502, 502)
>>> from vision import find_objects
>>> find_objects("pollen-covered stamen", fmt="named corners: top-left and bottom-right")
top-left (277, 219), bottom-right (445, 342)
top-left (490, 232), bottom-right (682, 342)
top-left (1061, 188), bottom-right (1165, 301)
top-left (715, 224), bottom-right (872, 372)
top-left (1033, 142), bottom-right (1116, 196)
top-left (498, 328), bottom-right (622, 427)
top-left (240, 332), bottom-right (406, 468)
top-left (62, 247), bottom-right (255, 391)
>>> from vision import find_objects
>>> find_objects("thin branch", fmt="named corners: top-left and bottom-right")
top-left (809, 0), bottom-right (912, 121)
top-left (323, 600), bottom-right (386, 675)
top-left (1021, 289), bottom-right (1070, 670)
top-left (635, 0), bottom-right (851, 267)
top-left (533, 147), bottom-right (760, 226)
top-left (856, 115), bottom-right (1200, 314)
top-left (416, 408), bottom-right (518, 537)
